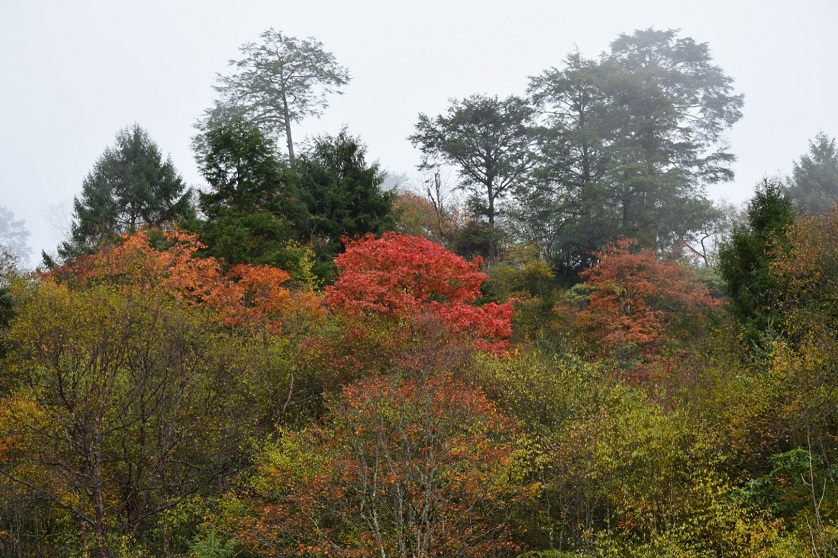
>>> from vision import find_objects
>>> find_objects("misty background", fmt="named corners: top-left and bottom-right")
top-left (1, 0), bottom-right (836, 266)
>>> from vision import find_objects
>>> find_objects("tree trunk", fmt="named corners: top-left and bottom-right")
top-left (487, 181), bottom-right (496, 259)
top-left (90, 425), bottom-right (110, 558)
top-left (282, 94), bottom-right (295, 167)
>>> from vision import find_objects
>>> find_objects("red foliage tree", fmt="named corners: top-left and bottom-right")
top-left (240, 373), bottom-right (528, 557)
top-left (325, 232), bottom-right (513, 352)
top-left (578, 238), bottom-right (721, 351)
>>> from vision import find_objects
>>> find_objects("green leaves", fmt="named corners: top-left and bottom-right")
top-left (194, 115), bottom-right (313, 280)
top-left (210, 28), bottom-right (350, 164)
top-left (785, 132), bottom-right (838, 215)
top-left (524, 29), bottom-right (742, 274)
top-left (411, 94), bottom-right (535, 236)
top-left (718, 179), bottom-right (795, 345)
top-left (58, 124), bottom-right (193, 262)
top-left (295, 128), bottom-right (395, 280)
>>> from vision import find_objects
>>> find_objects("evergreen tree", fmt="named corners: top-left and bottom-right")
top-left (785, 131), bottom-right (838, 215)
top-left (58, 124), bottom-right (193, 261)
top-left (524, 29), bottom-right (743, 276)
top-left (206, 28), bottom-right (350, 166)
top-left (718, 179), bottom-right (795, 345)
top-left (410, 95), bottom-right (535, 238)
top-left (296, 128), bottom-right (395, 280)
top-left (194, 116), bottom-right (311, 279)
top-left (0, 206), bottom-right (30, 267)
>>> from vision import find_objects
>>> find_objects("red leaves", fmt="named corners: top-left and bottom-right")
top-left (326, 232), bottom-right (513, 352)
top-left (579, 238), bottom-right (721, 351)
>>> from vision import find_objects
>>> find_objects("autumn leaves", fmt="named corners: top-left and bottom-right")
top-left (4, 213), bottom-right (835, 555)
top-left (1, 228), bottom-right (523, 556)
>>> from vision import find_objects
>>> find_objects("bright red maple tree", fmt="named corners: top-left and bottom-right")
top-left (325, 232), bottom-right (514, 352)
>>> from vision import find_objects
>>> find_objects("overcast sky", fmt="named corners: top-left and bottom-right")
top-left (1, 0), bottom-right (836, 266)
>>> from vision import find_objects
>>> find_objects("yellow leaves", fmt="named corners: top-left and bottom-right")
top-left (762, 336), bottom-right (838, 441)
top-left (771, 206), bottom-right (838, 343)
top-left (0, 392), bottom-right (49, 458)
top-left (471, 350), bottom-right (605, 437)
top-left (239, 372), bottom-right (529, 557)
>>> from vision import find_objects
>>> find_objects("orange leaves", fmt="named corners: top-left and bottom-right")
top-left (52, 227), bottom-right (219, 299)
top-left (579, 238), bottom-right (721, 351)
top-left (241, 373), bottom-right (527, 557)
top-left (49, 228), bottom-right (321, 336)
top-left (326, 232), bottom-right (513, 352)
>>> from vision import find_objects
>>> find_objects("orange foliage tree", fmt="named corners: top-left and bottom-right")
top-left (50, 227), bottom-right (322, 336)
top-left (578, 238), bottom-right (721, 351)
top-left (239, 373), bottom-right (528, 557)
top-left (325, 232), bottom-right (513, 352)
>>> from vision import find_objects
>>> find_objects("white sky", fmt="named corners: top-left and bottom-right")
top-left (1, 0), bottom-right (836, 265)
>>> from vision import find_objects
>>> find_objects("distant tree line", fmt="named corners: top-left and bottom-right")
top-left (51, 27), bottom-right (836, 286)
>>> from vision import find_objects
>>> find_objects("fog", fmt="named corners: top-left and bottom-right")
top-left (1, 0), bottom-right (836, 264)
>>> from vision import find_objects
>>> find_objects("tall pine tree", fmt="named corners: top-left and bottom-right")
top-left (57, 124), bottom-right (193, 261)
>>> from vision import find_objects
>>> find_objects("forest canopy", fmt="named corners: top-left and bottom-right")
top-left (5, 27), bottom-right (837, 558)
